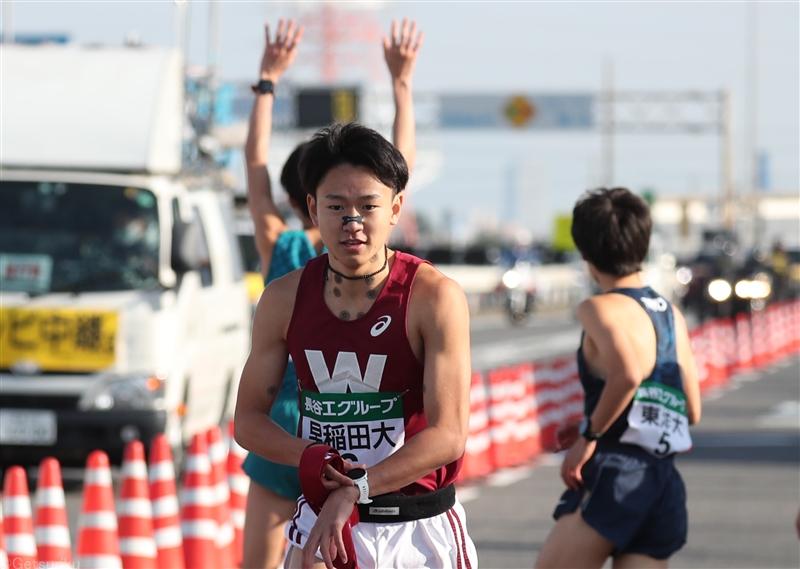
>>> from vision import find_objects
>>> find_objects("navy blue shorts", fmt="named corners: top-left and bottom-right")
top-left (553, 442), bottom-right (687, 560)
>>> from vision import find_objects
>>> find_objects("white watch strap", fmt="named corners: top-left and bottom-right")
top-left (355, 473), bottom-right (372, 504)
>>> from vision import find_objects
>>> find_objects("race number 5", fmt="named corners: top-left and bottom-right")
top-left (655, 432), bottom-right (671, 456)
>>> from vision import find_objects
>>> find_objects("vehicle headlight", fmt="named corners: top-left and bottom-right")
top-left (735, 276), bottom-right (771, 299)
top-left (676, 267), bottom-right (692, 285)
top-left (502, 270), bottom-right (521, 289)
top-left (708, 279), bottom-right (732, 302)
top-left (80, 374), bottom-right (166, 411)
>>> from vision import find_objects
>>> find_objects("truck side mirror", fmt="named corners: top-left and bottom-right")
top-left (171, 200), bottom-right (207, 273)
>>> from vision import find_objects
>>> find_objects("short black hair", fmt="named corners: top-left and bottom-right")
top-left (299, 122), bottom-right (408, 198)
top-left (280, 142), bottom-right (310, 218)
top-left (571, 187), bottom-right (652, 277)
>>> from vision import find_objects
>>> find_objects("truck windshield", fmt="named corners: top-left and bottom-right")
top-left (0, 181), bottom-right (160, 294)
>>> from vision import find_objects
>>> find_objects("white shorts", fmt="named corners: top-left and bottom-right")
top-left (286, 494), bottom-right (478, 569)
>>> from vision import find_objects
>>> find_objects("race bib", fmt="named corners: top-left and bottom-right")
top-left (620, 381), bottom-right (692, 457)
top-left (300, 389), bottom-right (405, 467)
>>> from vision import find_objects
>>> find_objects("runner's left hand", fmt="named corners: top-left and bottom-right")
top-left (302, 485), bottom-right (360, 569)
top-left (560, 437), bottom-right (595, 491)
top-left (320, 459), bottom-right (363, 491)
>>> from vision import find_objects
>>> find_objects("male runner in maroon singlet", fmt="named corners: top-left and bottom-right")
top-left (234, 122), bottom-right (477, 569)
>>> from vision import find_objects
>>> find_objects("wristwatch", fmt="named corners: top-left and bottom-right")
top-left (579, 416), bottom-right (601, 442)
top-left (345, 468), bottom-right (372, 504)
top-left (251, 78), bottom-right (275, 95)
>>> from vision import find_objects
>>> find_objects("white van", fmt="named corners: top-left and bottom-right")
top-left (0, 45), bottom-right (250, 465)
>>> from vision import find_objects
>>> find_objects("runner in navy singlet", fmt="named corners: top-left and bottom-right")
top-left (536, 188), bottom-right (702, 569)
top-left (235, 123), bottom-right (476, 569)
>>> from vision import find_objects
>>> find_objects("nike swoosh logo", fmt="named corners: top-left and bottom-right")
top-left (370, 315), bottom-right (392, 337)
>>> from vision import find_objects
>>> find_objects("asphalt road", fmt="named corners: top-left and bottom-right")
top-left (46, 313), bottom-right (800, 568)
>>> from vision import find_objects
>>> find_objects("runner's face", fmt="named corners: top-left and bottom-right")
top-left (308, 163), bottom-right (402, 270)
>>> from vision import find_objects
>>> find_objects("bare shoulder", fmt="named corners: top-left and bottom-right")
top-left (411, 262), bottom-right (468, 312)
top-left (253, 267), bottom-right (304, 335)
top-left (671, 302), bottom-right (689, 331)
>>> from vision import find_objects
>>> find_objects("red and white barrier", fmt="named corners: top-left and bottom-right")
top-left (461, 371), bottom-right (494, 481)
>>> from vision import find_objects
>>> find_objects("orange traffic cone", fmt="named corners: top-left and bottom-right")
top-left (3, 466), bottom-right (37, 569)
top-left (77, 450), bottom-right (122, 568)
top-left (148, 435), bottom-right (185, 569)
top-left (207, 427), bottom-right (235, 568)
top-left (1, 494), bottom-right (7, 569)
top-left (34, 458), bottom-right (72, 567)
top-left (227, 421), bottom-right (249, 567)
top-left (180, 433), bottom-right (219, 569)
top-left (119, 440), bottom-right (158, 568)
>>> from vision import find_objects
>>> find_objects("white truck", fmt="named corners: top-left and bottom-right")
top-left (0, 45), bottom-right (251, 465)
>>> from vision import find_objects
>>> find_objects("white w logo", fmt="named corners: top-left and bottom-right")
top-left (305, 350), bottom-right (387, 393)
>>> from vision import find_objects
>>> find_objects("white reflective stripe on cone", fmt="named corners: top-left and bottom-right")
top-left (35, 487), bottom-right (66, 508)
top-left (228, 474), bottom-right (250, 495)
top-left (119, 537), bottom-right (158, 557)
top-left (117, 498), bottom-right (153, 518)
top-left (84, 468), bottom-right (113, 486)
top-left (183, 455), bottom-right (210, 474)
top-left (4, 533), bottom-right (38, 555)
top-left (180, 487), bottom-right (216, 506)
top-left (34, 525), bottom-right (71, 547)
top-left (3, 496), bottom-right (32, 517)
top-left (151, 496), bottom-right (179, 518)
top-left (215, 521), bottom-right (234, 546)
top-left (231, 510), bottom-right (245, 527)
top-left (121, 461), bottom-right (148, 480)
top-left (154, 526), bottom-right (183, 548)
top-left (148, 461), bottom-right (176, 482)
top-left (78, 511), bottom-right (118, 530)
top-left (181, 520), bottom-right (218, 539)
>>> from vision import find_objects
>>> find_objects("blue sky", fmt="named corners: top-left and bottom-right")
top-left (8, 1), bottom-right (798, 240)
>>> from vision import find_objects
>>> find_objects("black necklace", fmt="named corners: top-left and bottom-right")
top-left (326, 245), bottom-right (388, 282)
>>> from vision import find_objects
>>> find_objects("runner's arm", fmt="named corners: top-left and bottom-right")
top-left (368, 271), bottom-right (472, 495)
top-left (561, 297), bottom-right (643, 490)
top-left (233, 273), bottom-right (307, 466)
top-left (673, 304), bottom-right (701, 424)
top-left (383, 19), bottom-right (423, 173)
top-left (245, 19), bottom-right (304, 278)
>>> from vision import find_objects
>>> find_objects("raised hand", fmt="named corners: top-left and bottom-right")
top-left (259, 18), bottom-right (305, 82)
top-left (382, 19), bottom-right (424, 84)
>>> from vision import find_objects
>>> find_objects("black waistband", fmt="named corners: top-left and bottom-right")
top-left (357, 484), bottom-right (456, 523)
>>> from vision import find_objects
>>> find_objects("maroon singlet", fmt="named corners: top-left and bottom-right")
top-left (287, 250), bottom-right (463, 495)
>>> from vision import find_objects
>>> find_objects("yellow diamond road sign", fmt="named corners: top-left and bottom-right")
top-left (504, 96), bottom-right (536, 127)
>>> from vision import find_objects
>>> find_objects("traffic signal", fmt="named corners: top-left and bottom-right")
top-left (297, 87), bottom-right (359, 128)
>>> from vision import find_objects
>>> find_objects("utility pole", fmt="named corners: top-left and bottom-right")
top-left (601, 56), bottom-right (615, 188)
top-left (2, 0), bottom-right (14, 44)
top-left (719, 90), bottom-right (736, 232)
top-left (746, 1), bottom-right (761, 247)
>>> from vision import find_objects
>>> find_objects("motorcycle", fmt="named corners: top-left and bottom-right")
top-left (497, 261), bottom-right (537, 325)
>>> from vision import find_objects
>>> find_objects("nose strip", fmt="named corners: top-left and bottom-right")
top-left (342, 215), bottom-right (364, 227)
